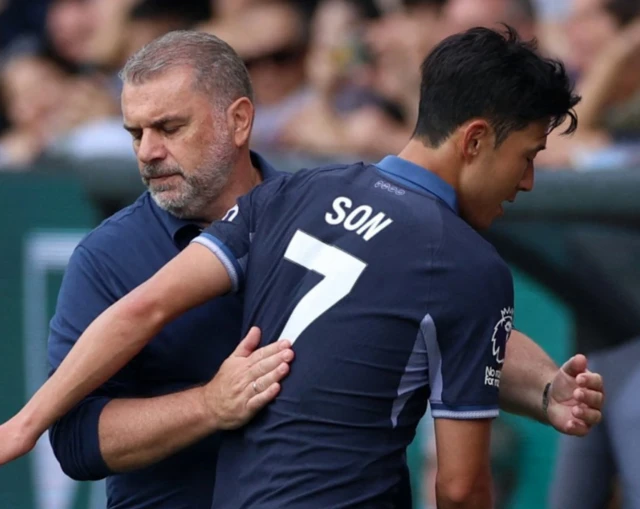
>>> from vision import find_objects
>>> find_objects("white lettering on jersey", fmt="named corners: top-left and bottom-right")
top-left (484, 366), bottom-right (501, 388)
top-left (325, 196), bottom-right (393, 241)
top-left (222, 204), bottom-right (239, 222)
top-left (325, 196), bottom-right (352, 225)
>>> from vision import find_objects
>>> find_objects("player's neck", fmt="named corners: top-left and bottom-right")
top-left (396, 139), bottom-right (460, 191)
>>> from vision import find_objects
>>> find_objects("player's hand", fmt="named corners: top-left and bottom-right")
top-left (0, 415), bottom-right (38, 466)
top-left (546, 354), bottom-right (604, 436)
top-left (204, 327), bottom-right (294, 430)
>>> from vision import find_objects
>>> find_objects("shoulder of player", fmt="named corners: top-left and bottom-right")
top-left (286, 162), bottom-right (366, 185)
top-left (436, 211), bottom-right (511, 281)
top-left (253, 163), bottom-right (361, 201)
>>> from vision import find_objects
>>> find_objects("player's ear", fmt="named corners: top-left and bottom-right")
top-left (461, 120), bottom-right (492, 162)
top-left (226, 97), bottom-right (254, 147)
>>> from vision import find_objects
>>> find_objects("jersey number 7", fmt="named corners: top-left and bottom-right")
top-left (278, 230), bottom-right (367, 344)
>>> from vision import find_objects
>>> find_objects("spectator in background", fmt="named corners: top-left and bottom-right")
top-left (0, 0), bottom-right (213, 166)
top-left (442, 0), bottom-right (537, 41)
top-left (539, 0), bottom-right (640, 170)
top-left (203, 1), bottom-right (314, 154)
top-left (277, 0), bottom-right (546, 163)
top-left (210, 0), bottom-right (319, 19)
top-left (47, 0), bottom-right (208, 76)
top-left (0, 37), bottom-right (123, 169)
top-left (43, 0), bottom-right (209, 100)
top-left (0, 39), bottom-right (69, 167)
top-left (87, 0), bottom-right (209, 75)
top-left (278, 0), bottom-right (404, 160)
top-left (45, 0), bottom-right (98, 71)
top-left (210, 0), bottom-right (258, 18)
top-left (366, 0), bottom-right (447, 126)
top-left (279, 0), bottom-right (447, 161)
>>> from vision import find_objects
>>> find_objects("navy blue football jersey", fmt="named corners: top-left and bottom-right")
top-left (192, 156), bottom-right (514, 509)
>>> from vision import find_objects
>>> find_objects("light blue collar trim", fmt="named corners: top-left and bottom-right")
top-left (375, 156), bottom-right (458, 214)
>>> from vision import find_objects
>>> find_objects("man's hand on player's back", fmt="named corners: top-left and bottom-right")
top-left (434, 419), bottom-right (494, 509)
top-left (203, 327), bottom-right (294, 430)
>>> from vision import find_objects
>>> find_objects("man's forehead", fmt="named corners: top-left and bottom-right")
top-left (121, 73), bottom-right (198, 123)
top-left (122, 68), bottom-right (194, 99)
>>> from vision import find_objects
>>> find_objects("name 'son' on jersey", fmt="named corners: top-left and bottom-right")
top-left (325, 196), bottom-right (394, 241)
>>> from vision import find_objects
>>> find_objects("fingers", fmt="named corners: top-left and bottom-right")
top-left (250, 362), bottom-right (291, 395)
top-left (246, 338), bottom-right (292, 368)
top-left (573, 386), bottom-right (604, 411)
top-left (251, 344), bottom-right (294, 375)
top-left (561, 354), bottom-right (588, 378)
top-left (571, 401), bottom-right (602, 426)
top-left (576, 371), bottom-right (604, 393)
top-left (243, 346), bottom-right (294, 415)
top-left (233, 327), bottom-right (262, 357)
top-left (246, 382), bottom-right (282, 414)
top-left (564, 418), bottom-right (590, 437)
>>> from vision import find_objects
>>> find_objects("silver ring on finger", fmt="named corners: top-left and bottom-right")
top-left (252, 381), bottom-right (259, 394)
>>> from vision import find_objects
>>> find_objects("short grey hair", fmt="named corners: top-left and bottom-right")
top-left (119, 30), bottom-right (254, 107)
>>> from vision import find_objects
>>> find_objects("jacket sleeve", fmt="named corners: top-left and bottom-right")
top-left (47, 244), bottom-right (121, 480)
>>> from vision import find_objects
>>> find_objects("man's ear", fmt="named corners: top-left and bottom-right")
top-left (460, 120), bottom-right (493, 162)
top-left (227, 97), bottom-right (254, 147)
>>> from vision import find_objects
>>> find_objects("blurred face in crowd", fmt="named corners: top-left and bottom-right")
top-left (365, 4), bottom-right (444, 103)
top-left (46, 0), bottom-right (99, 64)
top-left (443, 0), bottom-right (536, 41)
top-left (566, 0), bottom-right (618, 73)
top-left (47, 0), bottom-right (142, 69)
top-left (122, 66), bottom-right (239, 220)
top-left (305, 0), bottom-right (362, 90)
top-left (213, 2), bottom-right (307, 105)
top-left (213, 0), bottom-right (263, 17)
top-left (2, 55), bottom-right (69, 130)
top-left (84, 0), bottom-right (139, 69)
top-left (456, 120), bottom-right (546, 229)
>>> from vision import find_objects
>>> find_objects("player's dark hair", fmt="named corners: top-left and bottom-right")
top-left (413, 25), bottom-right (581, 147)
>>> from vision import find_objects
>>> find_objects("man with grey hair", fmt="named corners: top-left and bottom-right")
top-left (45, 30), bottom-right (293, 509)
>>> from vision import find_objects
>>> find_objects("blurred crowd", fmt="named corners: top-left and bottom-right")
top-left (0, 0), bottom-right (639, 172)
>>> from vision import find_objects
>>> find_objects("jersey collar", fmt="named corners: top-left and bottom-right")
top-left (375, 155), bottom-right (459, 214)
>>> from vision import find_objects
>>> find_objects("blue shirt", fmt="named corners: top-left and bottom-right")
top-left (47, 152), bottom-right (279, 509)
top-left (194, 156), bottom-right (514, 508)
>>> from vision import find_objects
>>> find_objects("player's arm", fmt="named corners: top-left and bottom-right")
top-left (500, 330), bottom-right (604, 435)
top-left (0, 242), bottom-right (232, 466)
top-left (427, 239), bottom-right (514, 508)
top-left (434, 419), bottom-right (493, 509)
top-left (499, 329), bottom-right (557, 421)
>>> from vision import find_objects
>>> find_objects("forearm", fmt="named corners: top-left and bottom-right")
top-left (499, 330), bottom-right (557, 423)
top-left (99, 386), bottom-right (217, 472)
top-left (21, 294), bottom-right (165, 437)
